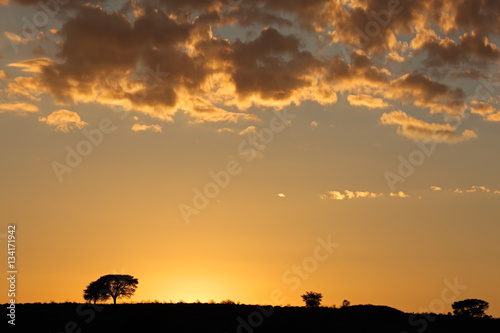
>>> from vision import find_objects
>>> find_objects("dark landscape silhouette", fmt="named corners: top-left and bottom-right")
top-left (4, 277), bottom-right (498, 333)
top-left (7, 301), bottom-right (499, 333)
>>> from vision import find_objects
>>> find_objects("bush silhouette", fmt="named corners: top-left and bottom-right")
top-left (83, 274), bottom-right (138, 304)
top-left (452, 299), bottom-right (489, 318)
top-left (83, 280), bottom-right (110, 304)
top-left (301, 291), bottom-right (323, 308)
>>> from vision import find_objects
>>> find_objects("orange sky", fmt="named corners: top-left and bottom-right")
top-left (1, 0), bottom-right (499, 318)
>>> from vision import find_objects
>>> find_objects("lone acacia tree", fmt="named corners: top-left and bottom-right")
top-left (84, 274), bottom-right (139, 304)
top-left (301, 291), bottom-right (323, 308)
top-left (83, 280), bottom-right (110, 304)
top-left (452, 299), bottom-right (489, 318)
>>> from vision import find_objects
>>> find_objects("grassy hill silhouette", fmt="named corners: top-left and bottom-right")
top-left (7, 302), bottom-right (499, 333)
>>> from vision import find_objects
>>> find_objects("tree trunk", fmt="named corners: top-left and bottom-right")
top-left (113, 296), bottom-right (117, 304)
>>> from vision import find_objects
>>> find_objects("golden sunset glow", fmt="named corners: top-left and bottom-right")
top-left (0, 0), bottom-right (499, 322)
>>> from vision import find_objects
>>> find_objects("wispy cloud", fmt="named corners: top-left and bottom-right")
top-left (454, 186), bottom-right (499, 194)
top-left (380, 110), bottom-right (478, 144)
top-left (239, 126), bottom-right (258, 136)
top-left (131, 123), bottom-right (162, 133)
top-left (0, 102), bottom-right (38, 114)
top-left (217, 128), bottom-right (234, 133)
top-left (347, 94), bottom-right (389, 109)
top-left (320, 190), bottom-right (383, 201)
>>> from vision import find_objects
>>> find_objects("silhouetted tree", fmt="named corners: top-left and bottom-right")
top-left (83, 280), bottom-right (110, 304)
top-left (301, 291), bottom-right (322, 308)
top-left (452, 299), bottom-right (489, 318)
top-left (94, 274), bottom-right (139, 304)
top-left (341, 299), bottom-right (350, 308)
top-left (220, 299), bottom-right (236, 305)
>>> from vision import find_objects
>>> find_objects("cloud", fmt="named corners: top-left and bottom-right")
top-left (8, 58), bottom-right (54, 73)
top-left (470, 100), bottom-right (496, 116)
top-left (217, 127), bottom-right (234, 133)
top-left (347, 94), bottom-right (389, 109)
top-left (0, 102), bottom-right (38, 114)
top-left (4, 31), bottom-right (33, 45)
top-left (239, 126), bottom-right (258, 136)
top-left (277, 193), bottom-right (286, 198)
top-left (0, 70), bottom-right (11, 80)
top-left (5, 6), bottom-right (336, 122)
top-left (411, 30), bottom-right (500, 67)
top-left (454, 186), bottom-right (497, 194)
top-left (2, 0), bottom-right (500, 136)
top-left (469, 100), bottom-right (500, 122)
top-left (385, 73), bottom-right (466, 116)
top-left (389, 191), bottom-right (410, 198)
top-left (38, 109), bottom-right (87, 132)
top-left (324, 51), bottom-right (391, 92)
top-left (131, 123), bottom-right (162, 133)
top-left (380, 110), bottom-right (478, 144)
top-left (228, 27), bottom-right (337, 108)
top-left (486, 112), bottom-right (500, 122)
top-left (431, 186), bottom-right (443, 191)
top-left (320, 190), bottom-right (381, 201)
top-left (326, 0), bottom-right (427, 53)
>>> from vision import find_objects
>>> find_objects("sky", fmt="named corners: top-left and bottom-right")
top-left (0, 0), bottom-right (499, 318)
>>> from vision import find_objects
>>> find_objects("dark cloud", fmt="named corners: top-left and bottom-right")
top-left (4, 0), bottom-right (500, 128)
top-left (230, 27), bottom-right (321, 101)
top-left (386, 73), bottom-right (467, 115)
top-left (413, 30), bottom-right (500, 67)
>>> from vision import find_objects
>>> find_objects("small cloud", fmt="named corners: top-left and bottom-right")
top-left (8, 58), bottom-right (53, 73)
top-left (321, 190), bottom-right (381, 200)
top-left (0, 102), bottom-right (39, 114)
top-left (310, 121), bottom-right (318, 128)
top-left (430, 186), bottom-right (442, 191)
top-left (455, 186), bottom-right (494, 194)
top-left (486, 111), bottom-right (500, 122)
top-left (131, 123), bottom-right (162, 133)
top-left (277, 193), bottom-right (286, 198)
top-left (328, 191), bottom-right (346, 200)
top-left (4, 31), bottom-right (33, 46)
top-left (347, 94), bottom-right (389, 109)
top-left (389, 191), bottom-right (410, 198)
top-left (380, 110), bottom-right (478, 144)
top-left (239, 126), bottom-right (257, 136)
top-left (217, 128), bottom-right (234, 133)
top-left (0, 70), bottom-right (11, 81)
top-left (38, 109), bottom-right (87, 132)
